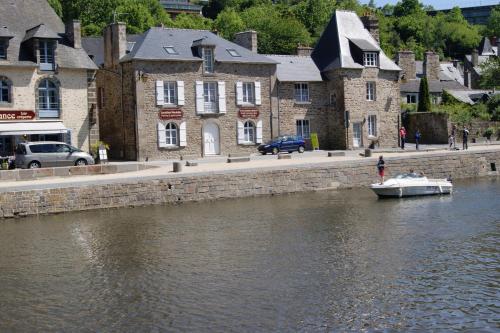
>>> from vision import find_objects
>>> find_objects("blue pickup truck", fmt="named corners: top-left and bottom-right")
top-left (257, 135), bottom-right (306, 155)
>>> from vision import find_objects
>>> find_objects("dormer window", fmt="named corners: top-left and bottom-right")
top-left (202, 48), bottom-right (214, 73)
top-left (39, 40), bottom-right (55, 71)
top-left (227, 49), bottom-right (241, 57)
top-left (164, 46), bottom-right (177, 55)
top-left (363, 52), bottom-right (378, 67)
top-left (0, 41), bottom-right (6, 59)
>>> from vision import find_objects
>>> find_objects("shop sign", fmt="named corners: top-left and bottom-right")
top-left (0, 110), bottom-right (36, 120)
top-left (159, 109), bottom-right (183, 120)
top-left (238, 109), bottom-right (259, 119)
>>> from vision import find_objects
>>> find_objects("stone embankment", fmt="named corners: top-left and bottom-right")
top-left (0, 149), bottom-right (498, 218)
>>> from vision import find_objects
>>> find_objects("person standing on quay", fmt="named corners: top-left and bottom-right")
top-left (462, 126), bottom-right (469, 150)
top-left (400, 126), bottom-right (407, 150)
top-left (377, 155), bottom-right (385, 184)
top-left (415, 129), bottom-right (421, 150)
top-left (451, 125), bottom-right (457, 149)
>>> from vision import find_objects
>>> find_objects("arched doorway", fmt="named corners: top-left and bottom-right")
top-left (203, 122), bottom-right (220, 155)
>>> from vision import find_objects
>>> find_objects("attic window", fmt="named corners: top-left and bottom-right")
top-left (226, 49), bottom-right (241, 57)
top-left (363, 52), bottom-right (378, 67)
top-left (127, 42), bottom-right (136, 54)
top-left (164, 46), bottom-right (178, 55)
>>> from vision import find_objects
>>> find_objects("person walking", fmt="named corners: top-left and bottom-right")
top-left (399, 126), bottom-right (407, 150)
top-left (462, 126), bottom-right (469, 150)
top-left (377, 155), bottom-right (385, 184)
top-left (415, 129), bottom-right (421, 150)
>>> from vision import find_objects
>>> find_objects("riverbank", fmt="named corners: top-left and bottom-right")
top-left (1, 146), bottom-right (499, 218)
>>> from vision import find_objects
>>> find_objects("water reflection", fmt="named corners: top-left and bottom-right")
top-left (0, 178), bottom-right (498, 332)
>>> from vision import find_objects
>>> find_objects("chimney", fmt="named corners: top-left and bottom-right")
top-left (296, 45), bottom-right (313, 56)
top-left (65, 20), bottom-right (82, 49)
top-left (471, 49), bottom-right (478, 67)
top-left (360, 15), bottom-right (379, 44)
top-left (233, 31), bottom-right (258, 53)
top-left (491, 36), bottom-right (497, 47)
top-left (104, 22), bottom-right (127, 69)
top-left (424, 51), bottom-right (440, 81)
top-left (396, 50), bottom-right (416, 80)
top-left (451, 59), bottom-right (459, 68)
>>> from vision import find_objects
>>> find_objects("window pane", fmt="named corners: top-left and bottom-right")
top-left (0, 42), bottom-right (6, 59)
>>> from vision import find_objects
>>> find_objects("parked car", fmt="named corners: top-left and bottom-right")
top-left (258, 135), bottom-right (306, 155)
top-left (15, 142), bottom-right (95, 169)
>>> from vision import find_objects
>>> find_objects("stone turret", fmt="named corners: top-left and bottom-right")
top-left (424, 51), bottom-right (440, 81)
top-left (396, 50), bottom-right (416, 81)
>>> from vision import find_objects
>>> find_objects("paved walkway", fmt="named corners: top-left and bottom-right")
top-left (1, 144), bottom-right (499, 193)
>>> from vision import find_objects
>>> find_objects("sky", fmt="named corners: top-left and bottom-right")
top-left (361, 0), bottom-right (500, 10)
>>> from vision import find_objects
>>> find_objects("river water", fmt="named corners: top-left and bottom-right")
top-left (0, 178), bottom-right (498, 332)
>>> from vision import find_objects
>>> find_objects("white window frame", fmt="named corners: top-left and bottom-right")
top-left (203, 48), bottom-right (214, 73)
top-left (366, 82), bottom-right (376, 101)
top-left (294, 83), bottom-right (309, 103)
top-left (39, 40), bottom-right (55, 71)
top-left (165, 122), bottom-right (178, 146)
top-left (243, 121), bottom-right (256, 143)
top-left (363, 52), bottom-right (378, 67)
top-left (368, 115), bottom-right (377, 137)
top-left (296, 119), bottom-right (310, 139)
top-left (163, 81), bottom-right (177, 105)
top-left (38, 79), bottom-right (59, 118)
top-left (203, 82), bottom-right (218, 113)
top-left (406, 93), bottom-right (418, 104)
top-left (0, 79), bottom-right (10, 103)
top-left (242, 82), bottom-right (255, 105)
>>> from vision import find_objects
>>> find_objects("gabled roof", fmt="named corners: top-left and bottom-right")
top-left (0, 0), bottom-right (96, 69)
top-left (312, 10), bottom-right (400, 72)
top-left (478, 36), bottom-right (494, 56)
top-left (23, 24), bottom-right (60, 42)
top-left (0, 26), bottom-right (14, 39)
top-left (82, 35), bottom-right (142, 67)
top-left (265, 55), bottom-right (323, 82)
top-left (122, 28), bottom-right (277, 64)
top-left (400, 79), bottom-right (468, 93)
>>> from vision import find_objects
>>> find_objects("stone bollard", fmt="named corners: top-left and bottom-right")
top-left (364, 148), bottom-right (372, 157)
top-left (173, 161), bottom-right (182, 173)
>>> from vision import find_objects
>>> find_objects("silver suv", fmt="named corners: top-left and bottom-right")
top-left (15, 142), bottom-right (95, 169)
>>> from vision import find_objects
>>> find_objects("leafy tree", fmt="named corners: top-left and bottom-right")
top-left (214, 8), bottom-right (245, 40)
top-left (115, 0), bottom-right (157, 34)
top-left (486, 7), bottom-right (500, 37)
top-left (173, 13), bottom-right (213, 30)
top-left (48, 0), bottom-right (63, 17)
top-left (393, 0), bottom-right (423, 17)
top-left (486, 94), bottom-right (500, 121)
top-left (480, 57), bottom-right (500, 89)
top-left (417, 77), bottom-right (431, 112)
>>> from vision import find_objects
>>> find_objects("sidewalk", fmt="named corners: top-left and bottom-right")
top-left (1, 144), bottom-right (499, 193)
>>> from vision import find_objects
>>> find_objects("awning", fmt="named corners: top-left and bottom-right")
top-left (0, 121), bottom-right (68, 135)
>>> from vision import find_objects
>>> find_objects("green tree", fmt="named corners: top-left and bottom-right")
top-left (417, 77), bottom-right (431, 112)
top-left (240, 4), bottom-right (311, 54)
top-left (173, 13), bottom-right (213, 30)
top-left (214, 8), bottom-right (245, 40)
top-left (486, 7), bottom-right (500, 37)
top-left (486, 94), bottom-right (500, 121)
top-left (393, 0), bottom-right (423, 17)
top-left (480, 57), bottom-right (500, 89)
top-left (115, 0), bottom-right (156, 34)
top-left (48, 0), bottom-right (63, 17)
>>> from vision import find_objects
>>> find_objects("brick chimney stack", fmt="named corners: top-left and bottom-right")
top-left (65, 20), bottom-right (82, 49)
top-left (396, 50), bottom-right (416, 81)
top-left (233, 31), bottom-right (258, 53)
top-left (104, 22), bottom-right (127, 69)
top-left (471, 49), bottom-right (479, 67)
top-left (360, 15), bottom-right (379, 44)
top-left (296, 45), bottom-right (313, 56)
top-left (424, 51), bottom-right (440, 81)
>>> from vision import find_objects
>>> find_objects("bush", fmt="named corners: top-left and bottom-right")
top-left (483, 127), bottom-right (494, 138)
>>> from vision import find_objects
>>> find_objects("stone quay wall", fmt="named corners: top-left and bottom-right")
top-left (0, 149), bottom-right (498, 218)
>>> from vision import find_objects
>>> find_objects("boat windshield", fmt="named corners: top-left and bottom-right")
top-left (394, 173), bottom-right (424, 179)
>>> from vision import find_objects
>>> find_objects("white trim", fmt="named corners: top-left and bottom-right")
top-left (179, 121), bottom-right (187, 147)
top-left (256, 120), bottom-right (263, 143)
top-left (156, 80), bottom-right (164, 106)
top-left (195, 81), bottom-right (204, 114)
top-left (157, 122), bottom-right (167, 147)
top-left (177, 81), bottom-right (185, 106)
top-left (218, 81), bottom-right (226, 113)
top-left (237, 120), bottom-right (244, 144)
top-left (254, 81), bottom-right (261, 105)
top-left (236, 81), bottom-right (243, 106)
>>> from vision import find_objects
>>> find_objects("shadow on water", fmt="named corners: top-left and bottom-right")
top-left (0, 178), bottom-right (498, 332)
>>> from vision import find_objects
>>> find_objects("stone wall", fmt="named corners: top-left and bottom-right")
top-left (404, 112), bottom-right (449, 144)
top-left (451, 120), bottom-right (500, 142)
top-left (0, 149), bottom-right (498, 218)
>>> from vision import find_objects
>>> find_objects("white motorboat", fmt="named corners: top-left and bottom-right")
top-left (370, 173), bottom-right (453, 198)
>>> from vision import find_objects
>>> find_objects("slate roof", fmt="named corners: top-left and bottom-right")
top-left (121, 28), bottom-right (276, 64)
top-left (439, 63), bottom-right (464, 84)
top-left (265, 55), bottom-right (323, 82)
top-left (82, 35), bottom-right (142, 67)
top-left (0, 0), bottom-right (96, 69)
top-left (478, 36), bottom-right (495, 56)
top-left (0, 26), bottom-right (14, 39)
top-left (312, 10), bottom-right (400, 72)
top-left (400, 79), bottom-right (468, 93)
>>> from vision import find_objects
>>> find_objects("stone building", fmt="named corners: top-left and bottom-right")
top-left (464, 37), bottom-right (499, 89)
top-left (0, 0), bottom-right (98, 157)
top-left (311, 11), bottom-right (401, 149)
top-left (87, 24), bottom-right (276, 160)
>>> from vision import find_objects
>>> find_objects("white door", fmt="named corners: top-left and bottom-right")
top-left (353, 122), bottom-right (362, 148)
top-left (203, 123), bottom-right (220, 155)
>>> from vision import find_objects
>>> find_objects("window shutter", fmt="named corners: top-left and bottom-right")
top-left (256, 120), bottom-right (263, 144)
top-left (195, 81), bottom-right (204, 114)
top-left (177, 81), bottom-right (185, 106)
top-left (237, 120), bottom-right (244, 144)
top-left (236, 81), bottom-right (243, 105)
top-left (179, 121), bottom-right (187, 147)
top-left (157, 122), bottom-right (166, 147)
top-left (156, 81), bottom-right (164, 106)
top-left (254, 81), bottom-right (262, 105)
top-left (218, 81), bottom-right (226, 113)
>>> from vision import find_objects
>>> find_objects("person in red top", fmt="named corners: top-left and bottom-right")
top-left (399, 126), bottom-right (407, 150)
